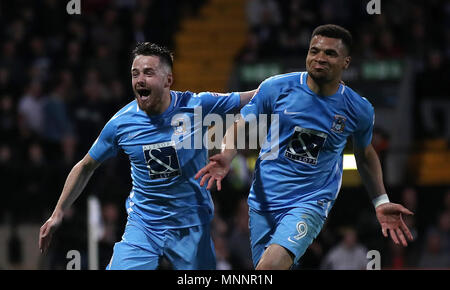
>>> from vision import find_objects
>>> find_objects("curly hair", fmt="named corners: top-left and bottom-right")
top-left (311, 24), bottom-right (353, 55)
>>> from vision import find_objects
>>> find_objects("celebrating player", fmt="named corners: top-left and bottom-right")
top-left (39, 42), bottom-right (256, 270)
top-left (195, 24), bottom-right (414, 270)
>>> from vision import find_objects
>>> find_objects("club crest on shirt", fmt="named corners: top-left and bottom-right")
top-left (331, 115), bottom-right (346, 133)
top-left (171, 118), bottom-right (187, 135)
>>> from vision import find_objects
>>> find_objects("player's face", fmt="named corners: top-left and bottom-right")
top-left (131, 55), bottom-right (172, 114)
top-left (306, 35), bottom-right (350, 84)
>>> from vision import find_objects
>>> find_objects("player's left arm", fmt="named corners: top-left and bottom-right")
top-left (238, 89), bottom-right (258, 109)
top-left (354, 144), bottom-right (414, 246)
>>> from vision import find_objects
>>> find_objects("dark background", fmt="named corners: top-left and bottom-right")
top-left (0, 0), bottom-right (449, 270)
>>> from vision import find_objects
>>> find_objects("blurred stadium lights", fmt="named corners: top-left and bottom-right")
top-left (343, 154), bottom-right (357, 170)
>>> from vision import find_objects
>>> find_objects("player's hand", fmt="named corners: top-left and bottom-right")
top-left (39, 212), bottom-right (63, 254)
top-left (195, 154), bottom-right (232, 191)
top-left (375, 202), bottom-right (414, 246)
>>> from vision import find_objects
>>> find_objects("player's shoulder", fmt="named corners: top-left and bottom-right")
top-left (256, 72), bottom-right (302, 96)
top-left (170, 90), bottom-right (201, 107)
top-left (176, 89), bottom-right (236, 107)
top-left (263, 71), bottom-right (302, 86)
top-left (109, 99), bottom-right (139, 124)
top-left (190, 90), bottom-right (232, 99)
top-left (342, 85), bottom-right (374, 112)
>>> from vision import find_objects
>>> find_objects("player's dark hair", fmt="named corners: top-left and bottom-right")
top-left (311, 24), bottom-right (353, 55)
top-left (132, 42), bottom-right (174, 71)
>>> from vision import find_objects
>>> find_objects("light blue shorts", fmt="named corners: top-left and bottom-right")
top-left (107, 220), bottom-right (216, 270)
top-left (249, 206), bottom-right (325, 267)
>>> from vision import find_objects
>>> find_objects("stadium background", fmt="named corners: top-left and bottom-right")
top-left (0, 0), bottom-right (449, 270)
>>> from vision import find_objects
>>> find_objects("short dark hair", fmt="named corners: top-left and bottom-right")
top-left (311, 24), bottom-right (353, 55)
top-left (132, 42), bottom-right (174, 70)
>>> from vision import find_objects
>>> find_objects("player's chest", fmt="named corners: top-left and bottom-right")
top-left (116, 114), bottom-right (200, 166)
top-left (273, 93), bottom-right (358, 147)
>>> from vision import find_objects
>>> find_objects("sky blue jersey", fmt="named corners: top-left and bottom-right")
top-left (241, 72), bottom-right (374, 217)
top-left (89, 90), bottom-right (240, 230)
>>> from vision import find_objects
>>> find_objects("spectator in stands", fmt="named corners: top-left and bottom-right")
top-left (18, 81), bottom-right (46, 137)
top-left (246, 0), bottom-right (281, 29)
top-left (131, 10), bottom-right (150, 44)
top-left (279, 17), bottom-right (310, 57)
top-left (0, 40), bottom-right (24, 90)
top-left (246, 0), bottom-right (282, 58)
top-left (320, 227), bottom-right (368, 270)
top-left (42, 82), bottom-right (74, 161)
top-left (356, 30), bottom-right (377, 59)
top-left (28, 36), bottom-right (52, 83)
top-left (418, 228), bottom-right (450, 269)
top-left (235, 32), bottom-right (261, 64)
top-left (98, 202), bottom-right (121, 269)
top-left (91, 8), bottom-right (123, 58)
top-left (0, 144), bottom-right (19, 223)
top-left (416, 49), bottom-right (450, 140)
top-left (385, 242), bottom-right (407, 269)
top-left (228, 198), bottom-right (253, 269)
top-left (72, 69), bottom-right (108, 153)
top-left (375, 30), bottom-right (404, 59)
top-left (88, 43), bottom-right (119, 81)
top-left (20, 142), bottom-right (52, 222)
top-left (0, 95), bottom-right (18, 141)
top-left (61, 41), bottom-right (84, 84)
top-left (214, 235), bottom-right (232, 270)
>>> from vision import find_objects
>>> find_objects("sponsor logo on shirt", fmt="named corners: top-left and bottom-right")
top-left (143, 141), bottom-right (181, 179)
top-left (285, 126), bottom-right (327, 165)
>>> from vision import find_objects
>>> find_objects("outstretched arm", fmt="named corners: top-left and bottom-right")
top-left (39, 153), bottom-right (101, 253)
top-left (238, 89), bottom-right (257, 109)
top-left (354, 144), bottom-right (414, 246)
top-left (195, 89), bottom-right (256, 189)
top-left (195, 116), bottom-right (246, 190)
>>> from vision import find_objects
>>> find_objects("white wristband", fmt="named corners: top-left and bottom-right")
top-left (372, 194), bottom-right (390, 208)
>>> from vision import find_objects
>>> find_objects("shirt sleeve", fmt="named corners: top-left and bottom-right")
top-left (240, 77), bottom-right (275, 122)
top-left (353, 101), bottom-right (375, 149)
top-left (88, 119), bottom-right (119, 163)
top-left (198, 92), bottom-right (241, 116)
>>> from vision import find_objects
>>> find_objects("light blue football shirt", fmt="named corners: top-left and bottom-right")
top-left (241, 72), bottom-right (374, 217)
top-left (89, 90), bottom-right (240, 229)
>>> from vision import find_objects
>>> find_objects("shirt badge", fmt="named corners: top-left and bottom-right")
top-left (331, 115), bottom-right (346, 133)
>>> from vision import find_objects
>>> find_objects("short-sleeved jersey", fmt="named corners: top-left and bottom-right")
top-left (241, 72), bottom-right (374, 217)
top-left (89, 90), bottom-right (240, 229)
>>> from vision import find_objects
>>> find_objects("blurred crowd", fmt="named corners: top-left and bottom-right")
top-left (239, 0), bottom-right (449, 63)
top-left (1, 0), bottom-right (449, 269)
top-left (238, 0), bottom-right (450, 140)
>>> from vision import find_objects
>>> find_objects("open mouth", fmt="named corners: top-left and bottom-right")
top-left (136, 88), bottom-right (151, 99)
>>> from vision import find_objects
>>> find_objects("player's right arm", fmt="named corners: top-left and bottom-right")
top-left (195, 115), bottom-right (245, 190)
top-left (196, 78), bottom-right (274, 190)
top-left (39, 153), bottom-right (101, 254)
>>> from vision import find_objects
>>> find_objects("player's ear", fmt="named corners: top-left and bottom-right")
top-left (343, 56), bottom-right (351, 69)
top-left (165, 72), bottom-right (173, 88)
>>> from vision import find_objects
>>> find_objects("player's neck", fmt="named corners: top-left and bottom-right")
top-left (306, 75), bottom-right (340, 97)
top-left (145, 90), bottom-right (172, 116)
